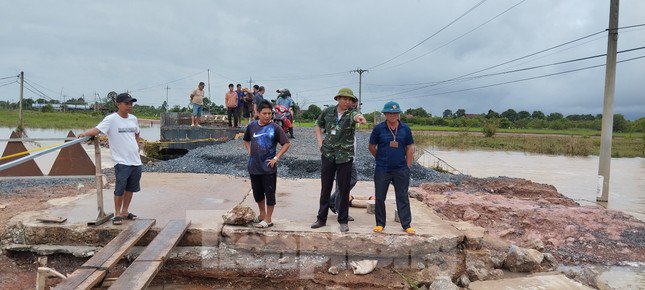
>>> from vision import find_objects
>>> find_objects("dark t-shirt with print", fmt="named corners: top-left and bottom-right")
top-left (243, 121), bottom-right (289, 175)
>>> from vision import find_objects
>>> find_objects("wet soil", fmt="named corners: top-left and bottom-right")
top-left (417, 177), bottom-right (645, 266)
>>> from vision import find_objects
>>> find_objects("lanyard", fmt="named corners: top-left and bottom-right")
top-left (388, 123), bottom-right (398, 142)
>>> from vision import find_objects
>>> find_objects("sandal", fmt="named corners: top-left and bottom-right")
top-left (255, 220), bottom-right (274, 228)
top-left (252, 216), bottom-right (264, 223)
top-left (112, 216), bottom-right (123, 225)
top-left (373, 226), bottom-right (384, 233)
top-left (404, 227), bottom-right (416, 235)
top-left (126, 213), bottom-right (137, 220)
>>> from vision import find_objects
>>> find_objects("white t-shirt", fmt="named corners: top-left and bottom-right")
top-left (96, 113), bottom-right (142, 166)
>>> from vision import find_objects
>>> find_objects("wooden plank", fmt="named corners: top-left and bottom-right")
top-left (53, 219), bottom-right (154, 290)
top-left (36, 216), bottom-right (67, 223)
top-left (108, 220), bottom-right (189, 290)
top-left (82, 219), bottom-right (155, 268)
top-left (136, 220), bottom-right (190, 262)
top-left (51, 268), bottom-right (105, 290)
top-left (108, 261), bottom-right (162, 290)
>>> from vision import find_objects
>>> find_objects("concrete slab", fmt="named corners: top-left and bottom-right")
top-left (222, 178), bottom-right (464, 257)
top-left (469, 274), bottom-right (593, 290)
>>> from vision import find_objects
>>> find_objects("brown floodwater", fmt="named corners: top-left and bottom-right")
top-left (421, 147), bottom-right (645, 221)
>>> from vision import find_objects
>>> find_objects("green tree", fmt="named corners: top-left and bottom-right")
top-left (405, 107), bottom-right (430, 118)
top-left (546, 112), bottom-right (564, 121)
top-left (442, 109), bottom-right (453, 118)
top-left (612, 114), bottom-right (628, 132)
top-left (531, 110), bottom-right (545, 119)
top-left (454, 109), bottom-right (466, 118)
top-left (517, 110), bottom-right (531, 120)
top-left (486, 109), bottom-right (500, 119)
top-left (501, 109), bottom-right (518, 122)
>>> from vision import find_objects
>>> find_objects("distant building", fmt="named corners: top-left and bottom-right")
top-left (32, 103), bottom-right (93, 111)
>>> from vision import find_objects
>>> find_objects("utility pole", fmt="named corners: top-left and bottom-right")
top-left (597, 0), bottom-right (619, 203)
top-left (248, 77), bottom-right (255, 90)
top-left (350, 68), bottom-right (368, 111)
top-left (207, 69), bottom-right (211, 99)
top-left (18, 71), bottom-right (24, 133)
top-left (94, 92), bottom-right (98, 112)
top-left (60, 88), bottom-right (66, 113)
top-left (165, 86), bottom-right (170, 112)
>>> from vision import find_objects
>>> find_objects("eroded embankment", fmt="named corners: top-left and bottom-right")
top-left (415, 177), bottom-right (645, 266)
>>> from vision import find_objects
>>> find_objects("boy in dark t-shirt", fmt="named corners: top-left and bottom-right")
top-left (243, 100), bottom-right (291, 228)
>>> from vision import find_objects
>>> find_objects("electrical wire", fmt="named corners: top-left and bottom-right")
top-left (373, 0), bottom-right (527, 72)
top-left (0, 80), bottom-right (18, 88)
top-left (369, 54), bottom-right (645, 102)
top-left (368, 0), bottom-right (488, 69)
top-left (130, 70), bottom-right (207, 92)
top-left (0, 75), bottom-right (19, 81)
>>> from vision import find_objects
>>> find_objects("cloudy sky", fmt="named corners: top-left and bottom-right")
top-left (1, 0), bottom-right (644, 119)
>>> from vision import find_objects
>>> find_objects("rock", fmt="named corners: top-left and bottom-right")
top-left (350, 260), bottom-right (378, 275)
top-left (504, 245), bottom-right (544, 272)
top-left (465, 249), bottom-right (494, 281)
top-left (498, 228), bottom-right (516, 237)
top-left (416, 266), bottom-right (442, 284)
top-left (328, 266), bottom-right (339, 275)
top-left (417, 262), bottom-right (426, 270)
top-left (564, 224), bottom-right (577, 235)
top-left (566, 237), bottom-right (576, 244)
top-left (528, 238), bottom-right (545, 251)
top-left (0, 204), bottom-right (6, 209)
top-left (488, 269), bottom-right (504, 279)
top-left (462, 208), bottom-right (480, 221)
top-left (278, 256), bottom-right (290, 264)
top-left (428, 276), bottom-right (458, 290)
top-left (221, 205), bottom-right (256, 225)
top-left (457, 274), bottom-right (470, 287)
top-left (541, 253), bottom-right (558, 271)
top-left (451, 221), bottom-right (485, 250)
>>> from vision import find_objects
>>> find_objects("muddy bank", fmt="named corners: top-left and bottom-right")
top-left (415, 177), bottom-right (645, 266)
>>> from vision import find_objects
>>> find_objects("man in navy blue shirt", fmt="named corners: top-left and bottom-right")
top-left (368, 101), bottom-right (416, 235)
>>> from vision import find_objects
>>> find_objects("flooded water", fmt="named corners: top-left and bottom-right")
top-left (421, 147), bottom-right (645, 221)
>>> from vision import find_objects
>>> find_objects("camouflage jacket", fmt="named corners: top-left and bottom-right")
top-left (316, 105), bottom-right (360, 164)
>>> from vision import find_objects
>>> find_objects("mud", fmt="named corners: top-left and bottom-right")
top-left (416, 177), bottom-right (645, 266)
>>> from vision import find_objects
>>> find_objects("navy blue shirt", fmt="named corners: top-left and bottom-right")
top-left (369, 121), bottom-right (414, 172)
top-left (243, 121), bottom-right (289, 175)
top-left (236, 90), bottom-right (245, 107)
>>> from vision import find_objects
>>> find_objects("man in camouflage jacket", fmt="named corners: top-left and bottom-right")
top-left (311, 88), bottom-right (367, 232)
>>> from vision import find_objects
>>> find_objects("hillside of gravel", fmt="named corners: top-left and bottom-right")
top-left (145, 127), bottom-right (459, 185)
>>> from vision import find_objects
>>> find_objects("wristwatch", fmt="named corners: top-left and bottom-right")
top-left (273, 156), bottom-right (279, 161)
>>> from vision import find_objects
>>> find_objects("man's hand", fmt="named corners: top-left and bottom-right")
top-left (267, 158), bottom-right (277, 168)
top-left (317, 139), bottom-right (323, 150)
top-left (354, 114), bottom-right (367, 124)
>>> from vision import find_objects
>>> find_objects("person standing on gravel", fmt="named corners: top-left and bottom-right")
top-left (243, 99), bottom-right (291, 228)
top-left (329, 97), bottom-right (359, 221)
top-left (79, 93), bottom-right (143, 225)
top-left (311, 88), bottom-right (366, 233)
top-left (253, 86), bottom-right (266, 120)
top-left (225, 84), bottom-right (239, 128)
top-left (190, 82), bottom-right (205, 127)
top-left (369, 101), bottom-right (416, 235)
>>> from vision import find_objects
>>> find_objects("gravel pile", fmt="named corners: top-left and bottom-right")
top-left (145, 127), bottom-right (461, 186)
top-left (0, 177), bottom-right (94, 192)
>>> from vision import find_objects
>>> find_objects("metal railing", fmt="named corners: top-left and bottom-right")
top-left (0, 136), bottom-right (113, 225)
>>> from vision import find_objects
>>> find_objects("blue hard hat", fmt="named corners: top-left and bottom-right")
top-left (381, 101), bottom-right (402, 113)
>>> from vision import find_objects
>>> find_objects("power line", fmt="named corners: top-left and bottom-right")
top-left (0, 75), bottom-right (19, 81)
top-left (368, 0), bottom-right (487, 69)
top-left (130, 70), bottom-right (207, 92)
top-left (370, 54), bottom-right (645, 102)
top-left (0, 80), bottom-right (17, 88)
top-left (23, 80), bottom-right (55, 100)
top-left (373, 0), bottom-right (527, 72)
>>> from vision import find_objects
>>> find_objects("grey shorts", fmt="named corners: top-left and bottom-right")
top-left (114, 164), bottom-right (142, 196)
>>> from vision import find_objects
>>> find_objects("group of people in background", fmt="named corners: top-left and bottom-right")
top-left (83, 86), bottom-right (415, 234)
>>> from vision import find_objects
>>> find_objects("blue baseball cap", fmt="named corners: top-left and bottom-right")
top-left (381, 101), bottom-right (402, 113)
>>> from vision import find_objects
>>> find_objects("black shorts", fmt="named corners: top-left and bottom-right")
top-left (250, 173), bottom-right (277, 206)
top-left (114, 164), bottom-right (142, 196)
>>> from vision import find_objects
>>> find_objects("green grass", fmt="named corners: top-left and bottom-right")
top-left (0, 109), bottom-right (161, 130)
top-left (415, 133), bottom-right (645, 158)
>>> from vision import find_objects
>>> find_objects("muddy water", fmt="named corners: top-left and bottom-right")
top-left (421, 147), bottom-right (645, 221)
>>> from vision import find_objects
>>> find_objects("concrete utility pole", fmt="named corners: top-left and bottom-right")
top-left (350, 68), bottom-right (368, 111)
top-left (18, 71), bottom-right (24, 133)
top-left (207, 69), bottom-right (211, 99)
top-left (248, 77), bottom-right (255, 90)
top-left (165, 86), bottom-right (170, 111)
top-left (597, 0), bottom-right (619, 203)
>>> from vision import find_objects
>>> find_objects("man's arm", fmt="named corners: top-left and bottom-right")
top-left (243, 141), bottom-right (251, 155)
top-left (314, 125), bottom-right (324, 150)
top-left (353, 113), bottom-right (367, 124)
top-left (368, 144), bottom-right (377, 157)
top-left (78, 128), bottom-right (100, 138)
top-left (405, 144), bottom-right (415, 168)
top-left (268, 142), bottom-right (291, 168)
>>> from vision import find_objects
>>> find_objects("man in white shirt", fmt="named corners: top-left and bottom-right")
top-left (190, 82), bottom-right (205, 127)
top-left (79, 93), bottom-right (143, 225)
